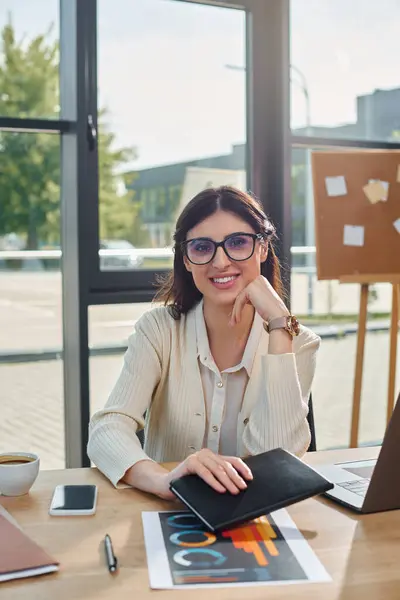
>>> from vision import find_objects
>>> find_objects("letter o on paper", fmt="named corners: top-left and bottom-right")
top-left (169, 530), bottom-right (216, 547)
top-left (167, 513), bottom-right (199, 529)
top-left (173, 548), bottom-right (227, 568)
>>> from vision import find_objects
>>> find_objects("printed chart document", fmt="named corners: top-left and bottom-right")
top-left (142, 510), bottom-right (331, 589)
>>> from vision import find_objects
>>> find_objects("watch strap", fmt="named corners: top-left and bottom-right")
top-left (267, 316), bottom-right (289, 332)
top-left (263, 315), bottom-right (301, 337)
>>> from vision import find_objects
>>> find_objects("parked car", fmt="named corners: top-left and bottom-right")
top-left (99, 239), bottom-right (143, 270)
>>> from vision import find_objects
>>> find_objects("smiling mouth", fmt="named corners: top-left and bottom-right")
top-left (210, 275), bottom-right (240, 284)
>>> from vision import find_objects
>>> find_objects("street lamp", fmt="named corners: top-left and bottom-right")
top-left (290, 65), bottom-right (311, 131)
top-left (225, 64), bottom-right (246, 72)
top-left (226, 63), bottom-right (311, 126)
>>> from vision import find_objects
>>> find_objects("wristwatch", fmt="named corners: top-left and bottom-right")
top-left (263, 315), bottom-right (300, 337)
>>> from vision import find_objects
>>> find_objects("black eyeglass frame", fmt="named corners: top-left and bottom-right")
top-left (181, 232), bottom-right (265, 265)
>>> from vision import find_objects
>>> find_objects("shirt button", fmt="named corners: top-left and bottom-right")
top-left (212, 425), bottom-right (219, 432)
top-left (243, 418), bottom-right (249, 425)
top-left (195, 412), bottom-right (202, 417)
top-left (188, 445), bottom-right (196, 451)
top-left (217, 381), bottom-right (223, 388)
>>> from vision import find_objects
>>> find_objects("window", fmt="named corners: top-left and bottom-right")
top-left (0, 0), bottom-right (59, 119)
top-left (290, 143), bottom-right (395, 449)
top-left (97, 0), bottom-right (247, 270)
top-left (310, 331), bottom-right (393, 448)
top-left (88, 303), bottom-right (152, 418)
top-left (0, 132), bottom-right (63, 469)
top-left (291, 0), bottom-right (400, 142)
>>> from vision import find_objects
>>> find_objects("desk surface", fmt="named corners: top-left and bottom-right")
top-left (1, 447), bottom-right (399, 600)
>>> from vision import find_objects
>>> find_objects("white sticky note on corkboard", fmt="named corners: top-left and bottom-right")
top-left (343, 225), bottom-right (364, 247)
top-left (394, 218), bottom-right (400, 234)
top-left (325, 176), bottom-right (347, 197)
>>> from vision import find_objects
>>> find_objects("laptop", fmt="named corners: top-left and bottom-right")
top-left (316, 392), bottom-right (400, 513)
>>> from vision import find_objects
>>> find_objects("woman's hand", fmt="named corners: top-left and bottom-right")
top-left (157, 448), bottom-right (253, 500)
top-left (230, 275), bottom-right (289, 325)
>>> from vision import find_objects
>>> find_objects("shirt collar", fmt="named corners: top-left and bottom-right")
top-left (194, 299), bottom-right (263, 376)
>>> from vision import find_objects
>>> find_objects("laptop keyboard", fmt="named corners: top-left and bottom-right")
top-left (337, 478), bottom-right (370, 496)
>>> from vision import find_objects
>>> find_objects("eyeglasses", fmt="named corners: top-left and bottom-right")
top-left (182, 232), bottom-right (264, 265)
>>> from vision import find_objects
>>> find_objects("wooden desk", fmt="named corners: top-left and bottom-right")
top-left (1, 448), bottom-right (399, 600)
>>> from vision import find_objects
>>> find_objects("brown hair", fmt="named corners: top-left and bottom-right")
top-left (155, 186), bottom-right (284, 318)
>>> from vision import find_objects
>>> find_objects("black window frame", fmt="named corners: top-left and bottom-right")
top-left (3, 0), bottom-right (400, 467)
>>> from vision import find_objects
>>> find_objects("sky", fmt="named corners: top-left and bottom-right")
top-left (1, 0), bottom-right (400, 169)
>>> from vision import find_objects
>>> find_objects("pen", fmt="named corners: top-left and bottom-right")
top-left (104, 534), bottom-right (118, 573)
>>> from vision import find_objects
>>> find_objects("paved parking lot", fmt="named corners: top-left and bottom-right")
top-left (0, 272), bottom-right (398, 470)
top-left (0, 272), bottom-right (394, 352)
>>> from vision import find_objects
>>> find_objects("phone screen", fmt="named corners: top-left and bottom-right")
top-left (51, 485), bottom-right (97, 511)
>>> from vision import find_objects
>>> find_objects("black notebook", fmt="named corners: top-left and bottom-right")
top-left (169, 448), bottom-right (334, 532)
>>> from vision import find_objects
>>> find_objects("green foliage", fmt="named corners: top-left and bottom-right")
top-left (0, 23), bottom-right (59, 119)
top-left (0, 131), bottom-right (60, 249)
top-left (0, 20), bottom-right (146, 249)
top-left (0, 23), bottom-right (60, 248)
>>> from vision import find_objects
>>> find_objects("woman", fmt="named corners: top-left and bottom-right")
top-left (88, 186), bottom-right (320, 500)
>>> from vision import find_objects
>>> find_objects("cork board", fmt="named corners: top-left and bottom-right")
top-left (312, 150), bottom-right (400, 280)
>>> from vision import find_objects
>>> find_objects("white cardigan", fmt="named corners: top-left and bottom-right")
top-left (88, 305), bottom-right (320, 487)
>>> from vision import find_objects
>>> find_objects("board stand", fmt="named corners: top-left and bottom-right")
top-left (339, 274), bottom-right (400, 447)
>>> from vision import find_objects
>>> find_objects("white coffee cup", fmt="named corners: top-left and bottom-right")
top-left (0, 452), bottom-right (40, 496)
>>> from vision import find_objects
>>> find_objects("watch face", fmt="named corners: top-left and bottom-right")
top-left (288, 316), bottom-right (300, 336)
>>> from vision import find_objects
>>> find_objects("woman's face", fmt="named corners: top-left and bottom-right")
top-left (183, 210), bottom-right (267, 309)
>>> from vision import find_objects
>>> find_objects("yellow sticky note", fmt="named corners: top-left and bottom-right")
top-left (363, 181), bottom-right (387, 204)
top-left (368, 179), bottom-right (389, 202)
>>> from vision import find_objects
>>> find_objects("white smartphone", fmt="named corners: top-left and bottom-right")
top-left (49, 484), bottom-right (98, 516)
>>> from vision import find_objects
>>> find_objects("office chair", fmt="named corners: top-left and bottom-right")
top-left (307, 394), bottom-right (317, 451)
top-left (137, 394), bottom-right (317, 452)
top-left (137, 426), bottom-right (145, 449)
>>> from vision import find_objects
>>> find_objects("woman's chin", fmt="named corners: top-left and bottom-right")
top-left (204, 287), bottom-right (240, 307)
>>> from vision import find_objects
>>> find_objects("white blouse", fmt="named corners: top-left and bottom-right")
top-left (195, 300), bottom-right (263, 456)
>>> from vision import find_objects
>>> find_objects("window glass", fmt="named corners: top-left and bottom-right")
top-left (97, 0), bottom-right (246, 270)
top-left (291, 0), bottom-right (400, 142)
